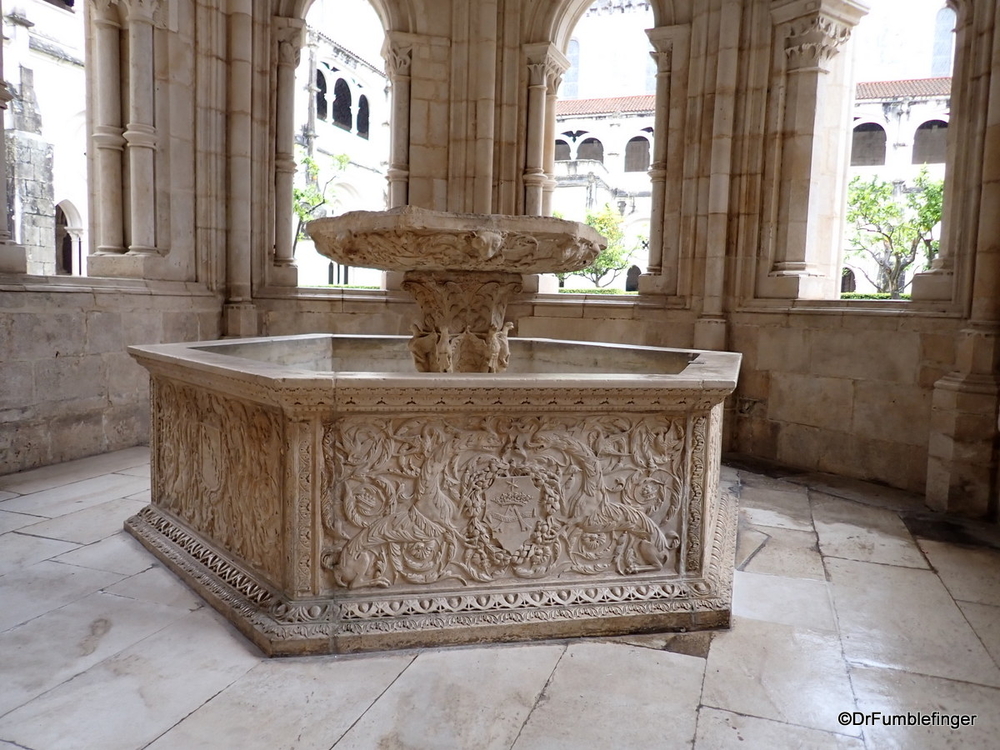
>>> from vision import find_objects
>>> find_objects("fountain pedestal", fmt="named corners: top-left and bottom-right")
top-left (401, 270), bottom-right (521, 372)
top-left (306, 206), bottom-right (604, 373)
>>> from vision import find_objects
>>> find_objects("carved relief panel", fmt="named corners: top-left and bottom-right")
top-left (320, 412), bottom-right (702, 593)
top-left (152, 377), bottom-right (285, 585)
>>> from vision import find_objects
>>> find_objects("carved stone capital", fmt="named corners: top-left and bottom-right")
top-left (524, 42), bottom-right (569, 91)
top-left (770, 0), bottom-right (868, 71)
top-left (120, 0), bottom-right (160, 24)
top-left (274, 22), bottom-right (305, 67)
top-left (384, 41), bottom-right (413, 79)
top-left (527, 61), bottom-right (547, 88)
top-left (783, 13), bottom-right (851, 70)
top-left (401, 271), bottom-right (521, 373)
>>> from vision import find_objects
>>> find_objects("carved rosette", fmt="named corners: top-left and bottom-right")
top-left (402, 270), bottom-right (521, 373)
top-left (320, 414), bottom-right (688, 591)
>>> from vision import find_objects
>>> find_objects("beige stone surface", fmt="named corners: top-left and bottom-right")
top-left (702, 617), bottom-right (859, 735)
top-left (1, 450), bottom-right (998, 748)
top-left (918, 539), bottom-right (1000, 607)
top-left (827, 558), bottom-right (1000, 687)
top-left (811, 493), bottom-right (928, 568)
top-left (733, 570), bottom-right (837, 632)
top-left (741, 526), bottom-right (827, 580)
top-left (850, 666), bottom-right (1000, 749)
top-left (695, 708), bottom-right (864, 750)
top-left (512, 643), bottom-right (704, 749)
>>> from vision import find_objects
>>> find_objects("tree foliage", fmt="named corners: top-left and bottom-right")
top-left (292, 150), bottom-right (351, 256)
top-left (845, 169), bottom-right (944, 299)
top-left (564, 203), bottom-right (633, 288)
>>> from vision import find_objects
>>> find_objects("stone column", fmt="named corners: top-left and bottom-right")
top-left (759, 0), bottom-right (867, 299)
top-left (384, 34), bottom-right (412, 208)
top-left (925, 2), bottom-right (1000, 517)
top-left (122, 0), bottom-right (160, 255)
top-left (523, 44), bottom-right (549, 215)
top-left (644, 38), bottom-right (673, 279)
top-left (541, 54), bottom-right (567, 216)
top-left (0, 0), bottom-right (26, 273)
top-left (224, 0), bottom-right (256, 335)
top-left (911, 7), bottom-right (968, 301)
top-left (639, 25), bottom-right (689, 297)
top-left (89, 0), bottom-right (126, 257)
top-left (272, 19), bottom-right (304, 278)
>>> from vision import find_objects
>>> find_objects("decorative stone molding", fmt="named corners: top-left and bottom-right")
top-left (126, 334), bottom-right (741, 654)
top-left (402, 271), bottom-right (521, 373)
top-left (308, 207), bottom-right (604, 274)
top-left (783, 14), bottom-right (852, 71)
top-left (385, 40), bottom-right (413, 79)
top-left (121, 0), bottom-right (160, 24)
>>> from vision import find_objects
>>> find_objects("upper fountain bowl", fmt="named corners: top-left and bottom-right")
top-left (307, 206), bottom-right (606, 274)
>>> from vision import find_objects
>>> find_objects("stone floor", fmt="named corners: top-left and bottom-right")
top-left (1, 449), bottom-right (999, 749)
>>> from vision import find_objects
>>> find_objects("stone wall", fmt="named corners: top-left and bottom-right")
top-left (516, 298), bottom-right (960, 494)
top-left (0, 280), bottom-right (221, 474)
top-left (6, 67), bottom-right (55, 276)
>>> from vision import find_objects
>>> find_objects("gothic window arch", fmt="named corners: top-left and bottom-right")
top-left (316, 70), bottom-right (328, 121)
top-left (357, 95), bottom-right (370, 139)
top-left (851, 122), bottom-right (887, 166)
top-left (913, 119), bottom-right (948, 164)
top-left (55, 201), bottom-right (84, 276)
top-left (333, 78), bottom-right (352, 131)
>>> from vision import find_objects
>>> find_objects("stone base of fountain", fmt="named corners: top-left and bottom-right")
top-left (125, 334), bottom-right (740, 655)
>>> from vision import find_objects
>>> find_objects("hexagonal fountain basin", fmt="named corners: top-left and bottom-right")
top-left (125, 333), bottom-right (741, 655)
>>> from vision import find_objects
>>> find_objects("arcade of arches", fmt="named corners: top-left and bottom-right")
top-left (2, 0), bottom-right (1000, 521)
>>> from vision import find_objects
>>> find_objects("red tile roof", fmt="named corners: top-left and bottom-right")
top-left (555, 95), bottom-right (656, 117)
top-left (554, 78), bottom-right (952, 117)
top-left (855, 77), bottom-right (951, 100)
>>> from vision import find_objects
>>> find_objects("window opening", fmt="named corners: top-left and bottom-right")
top-left (624, 136), bottom-right (650, 172)
top-left (851, 122), bottom-right (887, 166)
top-left (357, 95), bottom-right (370, 139)
top-left (332, 78), bottom-right (352, 131)
top-left (912, 120), bottom-right (948, 164)
top-left (316, 71), bottom-right (328, 121)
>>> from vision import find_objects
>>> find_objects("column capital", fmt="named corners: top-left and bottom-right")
top-left (384, 39), bottom-right (413, 79)
top-left (523, 43), bottom-right (569, 92)
top-left (771, 0), bottom-right (868, 71)
top-left (273, 17), bottom-right (305, 67)
top-left (119, 0), bottom-right (161, 24)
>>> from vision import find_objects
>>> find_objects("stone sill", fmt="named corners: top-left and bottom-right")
top-left (255, 285), bottom-right (412, 305)
top-left (0, 275), bottom-right (967, 321)
top-left (0, 273), bottom-right (217, 298)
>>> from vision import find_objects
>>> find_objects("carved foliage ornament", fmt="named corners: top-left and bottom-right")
top-left (321, 414), bottom-right (688, 590)
top-left (402, 271), bottom-right (521, 373)
top-left (386, 43), bottom-right (413, 78)
top-left (784, 14), bottom-right (851, 70)
top-left (153, 379), bottom-right (284, 582)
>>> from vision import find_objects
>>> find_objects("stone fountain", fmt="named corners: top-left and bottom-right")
top-left (307, 206), bottom-right (606, 373)
top-left (125, 208), bottom-right (741, 655)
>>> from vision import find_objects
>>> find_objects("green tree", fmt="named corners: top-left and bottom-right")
top-left (565, 203), bottom-right (633, 288)
top-left (845, 169), bottom-right (944, 299)
top-left (292, 150), bottom-right (351, 257)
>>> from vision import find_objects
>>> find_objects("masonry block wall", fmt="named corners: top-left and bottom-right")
top-left (0, 284), bottom-right (219, 474)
